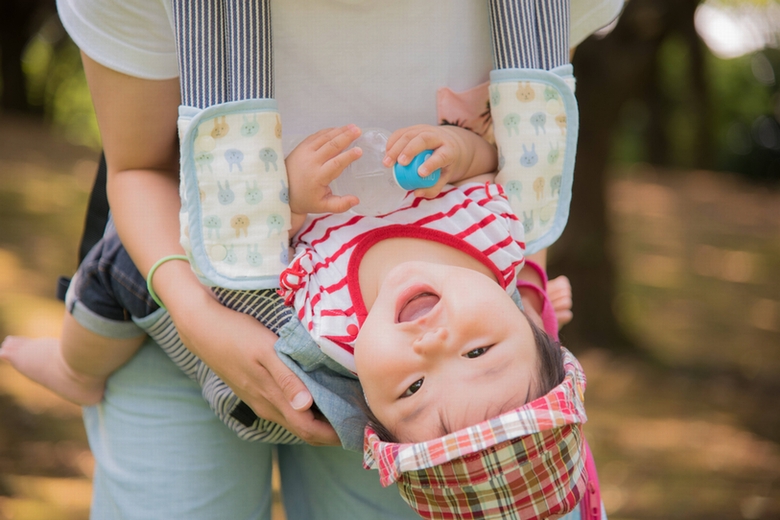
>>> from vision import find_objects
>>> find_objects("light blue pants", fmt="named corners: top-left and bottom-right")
top-left (82, 338), bottom-right (602, 520)
top-left (82, 338), bottom-right (417, 520)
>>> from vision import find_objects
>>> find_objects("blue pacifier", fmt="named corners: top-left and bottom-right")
top-left (393, 151), bottom-right (441, 190)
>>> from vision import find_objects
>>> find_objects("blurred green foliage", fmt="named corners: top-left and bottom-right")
top-left (613, 0), bottom-right (780, 184)
top-left (18, 25), bottom-right (100, 150)
top-left (712, 48), bottom-right (780, 182)
top-left (612, 40), bottom-right (779, 182)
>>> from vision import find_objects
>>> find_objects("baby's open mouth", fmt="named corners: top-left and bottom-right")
top-left (398, 292), bottom-right (439, 323)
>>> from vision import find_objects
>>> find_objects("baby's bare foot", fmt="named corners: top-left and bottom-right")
top-left (546, 276), bottom-right (573, 328)
top-left (0, 336), bottom-right (105, 405)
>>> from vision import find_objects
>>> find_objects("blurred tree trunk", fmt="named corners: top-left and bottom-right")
top-left (645, 0), bottom-right (713, 169)
top-left (0, 0), bottom-right (55, 114)
top-left (678, 0), bottom-right (713, 169)
top-left (550, 0), bottom-right (708, 350)
top-left (646, 50), bottom-right (669, 165)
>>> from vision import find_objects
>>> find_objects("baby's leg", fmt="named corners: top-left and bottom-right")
top-left (0, 312), bottom-right (145, 405)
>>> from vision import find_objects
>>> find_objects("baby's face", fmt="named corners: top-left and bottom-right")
top-left (354, 261), bottom-right (538, 444)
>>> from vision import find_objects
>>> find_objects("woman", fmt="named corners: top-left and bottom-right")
top-left (56, 0), bottom-right (623, 518)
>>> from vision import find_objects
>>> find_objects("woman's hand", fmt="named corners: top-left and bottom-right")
top-left (160, 264), bottom-right (341, 445)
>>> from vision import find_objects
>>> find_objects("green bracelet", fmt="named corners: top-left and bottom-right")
top-left (146, 255), bottom-right (190, 310)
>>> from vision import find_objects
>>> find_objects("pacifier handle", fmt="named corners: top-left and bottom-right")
top-left (393, 150), bottom-right (441, 190)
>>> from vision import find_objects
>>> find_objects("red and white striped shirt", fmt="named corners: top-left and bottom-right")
top-left (279, 182), bottom-right (526, 373)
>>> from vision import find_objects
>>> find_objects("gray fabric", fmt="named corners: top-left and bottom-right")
top-left (275, 318), bottom-right (366, 452)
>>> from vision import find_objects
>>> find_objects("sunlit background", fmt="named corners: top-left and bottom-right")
top-left (1, 0), bottom-right (779, 519)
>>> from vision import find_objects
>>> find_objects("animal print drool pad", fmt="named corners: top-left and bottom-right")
top-left (490, 64), bottom-right (579, 254)
top-left (178, 99), bottom-right (291, 290)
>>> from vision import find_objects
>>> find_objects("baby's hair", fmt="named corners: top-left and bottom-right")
top-left (364, 311), bottom-right (564, 443)
top-left (362, 402), bottom-right (400, 444)
top-left (526, 312), bottom-right (565, 401)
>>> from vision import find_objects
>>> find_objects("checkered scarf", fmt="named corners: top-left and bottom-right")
top-left (363, 347), bottom-right (587, 519)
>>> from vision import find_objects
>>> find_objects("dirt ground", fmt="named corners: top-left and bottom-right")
top-left (0, 114), bottom-right (778, 519)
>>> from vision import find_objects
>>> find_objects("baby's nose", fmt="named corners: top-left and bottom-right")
top-left (412, 327), bottom-right (449, 355)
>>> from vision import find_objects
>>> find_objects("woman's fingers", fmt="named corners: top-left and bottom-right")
top-left (259, 360), bottom-right (341, 445)
top-left (260, 345), bottom-right (314, 411)
top-left (283, 409), bottom-right (341, 446)
top-left (244, 344), bottom-right (340, 445)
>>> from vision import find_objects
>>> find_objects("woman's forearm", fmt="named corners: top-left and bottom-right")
top-left (82, 52), bottom-right (216, 330)
top-left (82, 52), bottom-right (182, 274)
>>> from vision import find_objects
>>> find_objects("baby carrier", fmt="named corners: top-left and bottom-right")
top-left (174, 1), bottom-right (577, 289)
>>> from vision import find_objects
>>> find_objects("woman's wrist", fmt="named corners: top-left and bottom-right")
top-left (146, 255), bottom-right (190, 309)
top-left (152, 259), bottom-right (215, 316)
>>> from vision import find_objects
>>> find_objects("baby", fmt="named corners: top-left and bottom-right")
top-left (279, 123), bottom-right (568, 443)
top-left (1, 123), bottom-right (570, 445)
top-left (279, 124), bottom-right (588, 519)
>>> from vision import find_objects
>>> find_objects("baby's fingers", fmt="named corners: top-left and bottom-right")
top-left (314, 124), bottom-right (361, 159)
top-left (556, 309), bottom-right (573, 328)
top-left (547, 275), bottom-right (572, 302)
top-left (397, 140), bottom-right (452, 179)
top-left (322, 146), bottom-right (363, 182)
top-left (319, 194), bottom-right (360, 214)
top-left (384, 126), bottom-right (431, 166)
top-left (413, 174), bottom-right (449, 199)
top-left (414, 147), bottom-right (452, 178)
top-left (546, 275), bottom-right (573, 327)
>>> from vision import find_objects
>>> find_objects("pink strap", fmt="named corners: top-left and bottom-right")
top-left (580, 439), bottom-right (603, 520)
top-left (515, 259), bottom-right (559, 341)
top-left (516, 262), bottom-right (600, 520)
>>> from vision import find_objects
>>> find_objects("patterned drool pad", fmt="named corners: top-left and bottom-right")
top-left (490, 64), bottom-right (579, 254)
top-left (178, 99), bottom-right (291, 290)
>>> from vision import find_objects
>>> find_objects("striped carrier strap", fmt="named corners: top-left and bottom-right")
top-left (174, 0), bottom-right (290, 292)
top-left (490, 5), bottom-right (598, 518)
top-left (489, 0), bottom-right (579, 255)
top-left (166, 0), bottom-right (301, 444)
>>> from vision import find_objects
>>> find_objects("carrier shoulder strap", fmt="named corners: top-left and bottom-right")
top-left (172, 0), bottom-right (289, 290)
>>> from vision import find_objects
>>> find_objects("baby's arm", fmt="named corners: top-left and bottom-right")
top-left (285, 125), bottom-right (364, 236)
top-left (384, 124), bottom-right (498, 199)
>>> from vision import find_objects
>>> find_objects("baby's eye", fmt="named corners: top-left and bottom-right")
top-left (466, 346), bottom-right (492, 359)
top-left (401, 379), bottom-right (423, 398)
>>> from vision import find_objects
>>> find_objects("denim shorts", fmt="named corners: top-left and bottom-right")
top-left (67, 220), bottom-right (158, 339)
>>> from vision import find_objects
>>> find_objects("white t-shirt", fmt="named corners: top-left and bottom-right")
top-left (58, 0), bottom-right (624, 136)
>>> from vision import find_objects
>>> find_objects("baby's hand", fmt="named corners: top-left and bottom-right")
top-left (546, 275), bottom-right (573, 328)
top-left (383, 125), bottom-right (475, 199)
top-left (286, 125), bottom-right (362, 216)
